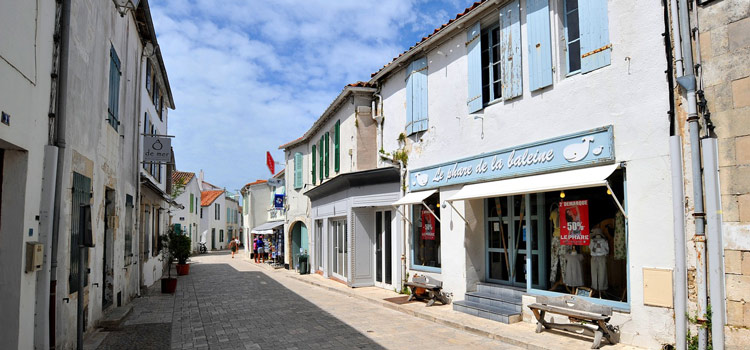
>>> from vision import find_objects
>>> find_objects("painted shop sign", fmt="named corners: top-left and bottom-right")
top-left (409, 126), bottom-right (615, 191)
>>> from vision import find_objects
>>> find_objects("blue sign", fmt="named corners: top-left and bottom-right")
top-left (274, 194), bottom-right (284, 209)
top-left (409, 126), bottom-right (615, 191)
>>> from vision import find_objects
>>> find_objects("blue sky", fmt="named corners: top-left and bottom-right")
top-left (151, 0), bottom-right (470, 192)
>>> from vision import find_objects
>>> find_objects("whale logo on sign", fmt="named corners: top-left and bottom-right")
top-left (563, 137), bottom-right (595, 162)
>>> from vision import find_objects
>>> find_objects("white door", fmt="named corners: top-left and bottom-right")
top-left (374, 210), bottom-right (393, 288)
top-left (330, 219), bottom-right (347, 280)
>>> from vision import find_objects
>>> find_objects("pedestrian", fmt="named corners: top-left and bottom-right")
top-left (253, 236), bottom-right (258, 263)
top-left (256, 235), bottom-right (265, 263)
top-left (229, 237), bottom-right (238, 259)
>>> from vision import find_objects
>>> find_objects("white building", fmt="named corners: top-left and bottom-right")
top-left (200, 190), bottom-right (226, 251)
top-left (225, 194), bottom-right (241, 243)
top-left (280, 84), bottom-right (404, 287)
top-left (372, 0), bottom-right (674, 348)
top-left (171, 171), bottom-right (201, 251)
top-left (241, 170), bottom-right (286, 261)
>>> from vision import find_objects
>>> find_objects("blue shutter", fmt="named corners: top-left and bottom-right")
top-left (108, 46), bottom-right (121, 130)
top-left (527, 0), bottom-right (553, 91)
top-left (466, 22), bottom-right (483, 113)
top-left (411, 57), bottom-right (428, 133)
top-left (294, 152), bottom-right (302, 189)
top-left (405, 61), bottom-right (414, 135)
top-left (579, 0), bottom-right (611, 73)
top-left (500, 0), bottom-right (522, 99)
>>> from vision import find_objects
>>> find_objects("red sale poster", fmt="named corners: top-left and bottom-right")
top-left (421, 209), bottom-right (436, 241)
top-left (560, 200), bottom-right (590, 245)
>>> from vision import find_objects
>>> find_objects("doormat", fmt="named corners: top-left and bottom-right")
top-left (384, 296), bottom-right (412, 305)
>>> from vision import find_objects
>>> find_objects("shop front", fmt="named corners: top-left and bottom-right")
top-left (398, 126), bottom-right (675, 345)
top-left (306, 167), bottom-right (403, 289)
top-left (250, 221), bottom-right (284, 266)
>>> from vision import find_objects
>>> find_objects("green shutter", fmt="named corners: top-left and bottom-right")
top-left (294, 152), bottom-right (303, 189)
top-left (324, 132), bottom-right (330, 178)
top-left (319, 136), bottom-right (324, 181)
top-left (334, 120), bottom-right (340, 172)
top-left (190, 193), bottom-right (194, 213)
top-left (312, 145), bottom-right (316, 185)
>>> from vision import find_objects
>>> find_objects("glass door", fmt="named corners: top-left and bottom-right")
top-left (375, 211), bottom-right (393, 287)
top-left (315, 220), bottom-right (323, 272)
top-left (330, 219), bottom-right (347, 280)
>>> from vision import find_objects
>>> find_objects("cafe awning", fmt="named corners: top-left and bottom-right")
top-left (251, 221), bottom-right (284, 235)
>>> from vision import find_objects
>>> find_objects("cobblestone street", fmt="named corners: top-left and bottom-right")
top-left (94, 251), bottom-right (520, 350)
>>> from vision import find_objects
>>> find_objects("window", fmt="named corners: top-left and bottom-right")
top-left (153, 82), bottom-right (160, 107)
top-left (200, 207), bottom-right (203, 219)
top-left (564, 0), bottom-right (582, 74)
top-left (227, 207), bottom-right (230, 223)
top-left (405, 57), bottom-right (428, 134)
top-left (152, 209), bottom-right (160, 257)
top-left (481, 24), bottom-right (502, 105)
top-left (144, 205), bottom-right (151, 257)
top-left (564, 0), bottom-right (611, 74)
top-left (411, 193), bottom-right (441, 271)
top-left (145, 59), bottom-right (152, 93)
top-left (311, 145), bottom-right (316, 185)
top-left (70, 172), bottom-right (91, 293)
top-left (190, 193), bottom-right (194, 213)
top-left (158, 96), bottom-right (164, 121)
top-left (143, 113), bottom-right (151, 171)
top-left (215, 203), bottom-right (220, 220)
top-left (334, 120), bottom-right (340, 172)
top-left (107, 46), bottom-right (121, 131)
top-left (125, 194), bottom-right (134, 263)
top-left (294, 152), bottom-right (303, 189)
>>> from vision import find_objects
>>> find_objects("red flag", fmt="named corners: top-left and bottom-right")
top-left (266, 151), bottom-right (275, 175)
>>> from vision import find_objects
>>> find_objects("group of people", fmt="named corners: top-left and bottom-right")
top-left (225, 235), bottom-right (271, 263)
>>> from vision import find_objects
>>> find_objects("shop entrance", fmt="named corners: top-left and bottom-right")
top-left (330, 219), bottom-right (347, 280)
top-left (486, 194), bottom-right (546, 289)
top-left (291, 222), bottom-right (308, 270)
top-left (375, 210), bottom-right (392, 288)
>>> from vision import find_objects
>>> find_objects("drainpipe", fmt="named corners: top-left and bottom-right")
top-left (398, 159), bottom-right (408, 291)
top-left (372, 94), bottom-right (384, 155)
top-left (675, 0), bottom-right (707, 349)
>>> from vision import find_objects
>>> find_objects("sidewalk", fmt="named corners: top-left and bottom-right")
top-left (245, 257), bottom-right (643, 350)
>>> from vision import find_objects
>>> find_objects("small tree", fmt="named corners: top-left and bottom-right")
top-left (159, 226), bottom-right (182, 278)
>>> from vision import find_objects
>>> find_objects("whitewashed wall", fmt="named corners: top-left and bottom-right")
top-left (172, 176), bottom-right (201, 251)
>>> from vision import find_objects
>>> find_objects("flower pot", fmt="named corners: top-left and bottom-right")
top-left (176, 263), bottom-right (190, 275)
top-left (161, 277), bottom-right (177, 293)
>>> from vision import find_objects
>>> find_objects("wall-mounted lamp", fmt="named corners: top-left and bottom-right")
top-left (142, 41), bottom-right (157, 58)
top-left (114, 0), bottom-right (139, 17)
top-left (560, 191), bottom-right (566, 199)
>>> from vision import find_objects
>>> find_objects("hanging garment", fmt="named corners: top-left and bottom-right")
top-left (614, 212), bottom-right (626, 260)
top-left (591, 255), bottom-right (608, 290)
top-left (563, 253), bottom-right (584, 287)
top-left (549, 235), bottom-right (572, 284)
top-left (589, 230), bottom-right (609, 257)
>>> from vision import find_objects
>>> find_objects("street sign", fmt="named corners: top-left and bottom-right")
top-left (274, 194), bottom-right (284, 209)
top-left (267, 178), bottom-right (284, 187)
top-left (266, 151), bottom-right (275, 175)
top-left (144, 136), bottom-right (171, 163)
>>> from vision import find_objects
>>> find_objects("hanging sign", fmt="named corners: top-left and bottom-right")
top-left (267, 178), bottom-right (284, 187)
top-left (420, 209), bottom-right (436, 241)
top-left (266, 151), bottom-right (275, 175)
top-left (273, 194), bottom-right (284, 209)
top-left (409, 126), bottom-right (614, 191)
top-left (560, 200), bottom-right (590, 245)
top-left (143, 136), bottom-right (171, 163)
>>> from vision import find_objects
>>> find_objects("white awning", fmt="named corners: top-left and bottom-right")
top-left (447, 164), bottom-right (619, 202)
top-left (391, 189), bottom-right (437, 206)
top-left (251, 221), bottom-right (284, 234)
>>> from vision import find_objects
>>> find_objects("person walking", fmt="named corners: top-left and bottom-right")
top-left (229, 237), bottom-right (238, 259)
top-left (253, 236), bottom-right (259, 263)
top-left (256, 236), bottom-right (265, 264)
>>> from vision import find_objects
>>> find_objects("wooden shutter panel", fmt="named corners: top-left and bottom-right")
top-left (412, 58), bottom-right (428, 133)
top-left (334, 120), bottom-right (340, 172)
top-left (527, 0), bottom-right (553, 91)
top-left (294, 152), bottom-right (302, 189)
top-left (579, 0), bottom-right (611, 73)
top-left (319, 137), bottom-right (324, 181)
top-left (190, 193), bottom-right (194, 213)
top-left (405, 61), bottom-right (414, 135)
top-left (466, 22), bottom-right (483, 113)
top-left (500, 0), bottom-right (523, 99)
top-left (324, 132), bottom-right (330, 178)
top-left (312, 145), bottom-right (316, 185)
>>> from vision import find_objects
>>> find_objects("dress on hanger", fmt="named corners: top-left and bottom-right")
top-left (549, 208), bottom-right (569, 284)
top-left (563, 252), bottom-right (584, 287)
top-left (589, 228), bottom-right (609, 290)
top-left (614, 211), bottom-right (626, 260)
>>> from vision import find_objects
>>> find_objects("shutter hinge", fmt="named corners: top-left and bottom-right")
top-left (581, 44), bottom-right (612, 58)
top-left (465, 33), bottom-right (480, 46)
top-left (466, 95), bottom-right (481, 104)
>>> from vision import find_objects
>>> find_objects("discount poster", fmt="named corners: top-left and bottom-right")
top-left (421, 209), bottom-right (436, 240)
top-left (560, 200), bottom-right (590, 245)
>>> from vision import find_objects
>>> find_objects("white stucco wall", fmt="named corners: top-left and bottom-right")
top-left (284, 143), bottom-right (311, 267)
top-left (172, 176), bottom-right (201, 251)
top-left (201, 193), bottom-right (226, 251)
top-left (377, 0), bottom-right (674, 347)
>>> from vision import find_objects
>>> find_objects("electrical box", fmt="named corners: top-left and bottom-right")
top-left (26, 242), bottom-right (44, 273)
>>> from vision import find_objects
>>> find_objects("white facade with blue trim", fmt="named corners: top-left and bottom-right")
top-left (371, 0), bottom-right (676, 348)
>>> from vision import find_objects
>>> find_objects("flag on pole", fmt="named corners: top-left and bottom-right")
top-left (266, 151), bottom-right (275, 175)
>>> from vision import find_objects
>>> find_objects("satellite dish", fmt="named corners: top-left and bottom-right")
top-left (143, 42), bottom-right (155, 57)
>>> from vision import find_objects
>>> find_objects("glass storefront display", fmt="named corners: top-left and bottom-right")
top-left (411, 193), bottom-right (441, 271)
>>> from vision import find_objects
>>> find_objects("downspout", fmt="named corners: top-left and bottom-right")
top-left (134, 28), bottom-right (145, 298)
top-left (675, 0), bottom-right (708, 349)
top-left (666, 0), bottom-right (687, 349)
top-left (372, 94), bottom-right (384, 157)
top-left (399, 159), bottom-right (407, 291)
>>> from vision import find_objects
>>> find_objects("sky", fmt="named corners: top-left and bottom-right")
top-left (150, 0), bottom-right (470, 193)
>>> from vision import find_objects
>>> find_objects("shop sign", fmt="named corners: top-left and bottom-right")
top-left (273, 194), bottom-right (284, 209)
top-left (421, 209), bottom-right (436, 240)
top-left (559, 200), bottom-right (590, 245)
top-left (409, 126), bottom-right (614, 191)
top-left (143, 136), bottom-right (171, 163)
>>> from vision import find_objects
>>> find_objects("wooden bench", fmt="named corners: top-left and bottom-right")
top-left (528, 295), bottom-right (619, 349)
top-left (405, 275), bottom-right (451, 307)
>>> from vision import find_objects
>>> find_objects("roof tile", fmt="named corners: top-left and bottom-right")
top-left (201, 190), bottom-right (223, 206)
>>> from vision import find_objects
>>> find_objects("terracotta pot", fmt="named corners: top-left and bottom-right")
top-left (176, 263), bottom-right (190, 276)
top-left (161, 278), bottom-right (177, 293)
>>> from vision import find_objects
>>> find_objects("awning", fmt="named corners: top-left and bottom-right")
top-left (447, 164), bottom-right (619, 202)
top-left (251, 221), bottom-right (284, 234)
top-left (391, 189), bottom-right (437, 206)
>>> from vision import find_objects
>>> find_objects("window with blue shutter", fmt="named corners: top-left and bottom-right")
top-left (563, 0), bottom-right (582, 74)
top-left (334, 120), bottom-right (340, 172)
top-left (466, 22), bottom-right (483, 113)
top-left (481, 24), bottom-right (503, 105)
top-left (527, 0), bottom-right (553, 91)
top-left (405, 57), bottom-right (428, 135)
top-left (500, 0), bottom-right (522, 99)
top-left (324, 132), bottom-right (330, 178)
top-left (311, 145), bottom-right (316, 185)
top-left (578, 0), bottom-right (611, 73)
top-left (294, 152), bottom-right (302, 189)
top-left (107, 46), bottom-right (121, 131)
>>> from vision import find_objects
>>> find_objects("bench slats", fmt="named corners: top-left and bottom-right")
top-left (528, 303), bottom-right (609, 321)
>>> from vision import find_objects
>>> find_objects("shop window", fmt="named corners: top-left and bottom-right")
top-left (411, 193), bottom-right (441, 271)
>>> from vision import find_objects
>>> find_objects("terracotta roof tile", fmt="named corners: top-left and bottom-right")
top-left (201, 190), bottom-right (223, 206)
top-left (171, 171), bottom-right (195, 186)
top-left (371, 1), bottom-right (486, 78)
top-left (244, 179), bottom-right (267, 187)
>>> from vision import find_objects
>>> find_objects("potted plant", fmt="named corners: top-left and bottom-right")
top-left (159, 228), bottom-right (179, 293)
top-left (174, 233), bottom-right (192, 275)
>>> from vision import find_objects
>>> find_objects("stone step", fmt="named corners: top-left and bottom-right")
top-left (98, 304), bottom-right (133, 330)
top-left (465, 291), bottom-right (523, 313)
top-left (475, 283), bottom-right (524, 301)
top-left (453, 300), bottom-right (522, 324)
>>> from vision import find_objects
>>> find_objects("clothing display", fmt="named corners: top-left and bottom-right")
top-left (591, 256), bottom-right (608, 290)
top-left (614, 211), bottom-right (626, 260)
top-left (549, 207), bottom-right (566, 283)
top-left (589, 229), bottom-right (609, 257)
top-left (563, 252), bottom-right (584, 287)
